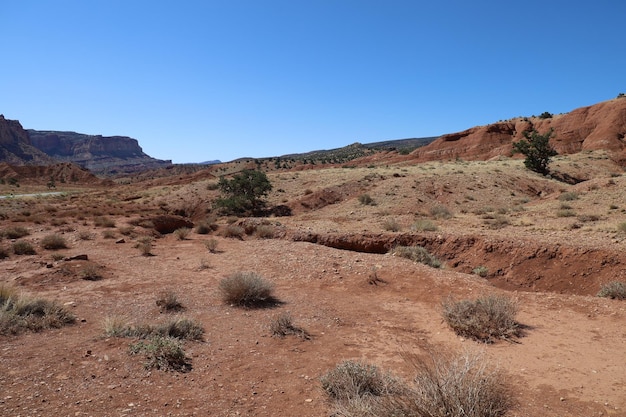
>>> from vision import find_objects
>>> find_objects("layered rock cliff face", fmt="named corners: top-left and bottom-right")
top-left (0, 115), bottom-right (56, 165)
top-left (27, 130), bottom-right (171, 174)
top-left (411, 98), bottom-right (626, 165)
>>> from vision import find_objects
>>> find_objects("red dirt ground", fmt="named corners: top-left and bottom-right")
top-left (1, 154), bottom-right (626, 416)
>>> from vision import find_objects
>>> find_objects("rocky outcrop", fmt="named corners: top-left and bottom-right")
top-left (0, 115), bottom-right (56, 165)
top-left (27, 130), bottom-right (172, 175)
top-left (411, 98), bottom-right (626, 165)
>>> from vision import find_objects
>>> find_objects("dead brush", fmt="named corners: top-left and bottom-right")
top-left (156, 290), bottom-right (184, 312)
top-left (442, 295), bottom-right (522, 343)
top-left (219, 271), bottom-right (277, 308)
top-left (269, 312), bottom-right (310, 339)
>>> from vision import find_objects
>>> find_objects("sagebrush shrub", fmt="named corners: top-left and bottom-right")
top-left (597, 281), bottom-right (626, 300)
top-left (12, 240), bottom-right (36, 255)
top-left (321, 360), bottom-right (400, 400)
top-left (205, 238), bottom-right (219, 253)
top-left (430, 205), bottom-right (452, 219)
top-left (174, 227), bottom-right (190, 240)
top-left (391, 351), bottom-right (514, 417)
top-left (129, 336), bottom-right (191, 372)
top-left (3, 226), bottom-right (30, 239)
top-left (156, 291), bottom-right (184, 312)
top-left (358, 194), bottom-right (375, 206)
top-left (412, 219), bottom-right (438, 232)
top-left (270, 312), bottom-right (310, 339)
top-left (219, 271), bottom-right (275, 307)
top-left (41, 234), bottom-right (68, 250)
top-left (391, 245), bottom-right (442, 268)
top-left (442, 295), bottom-right (521, 343)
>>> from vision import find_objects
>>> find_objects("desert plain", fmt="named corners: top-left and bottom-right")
top-left (1, 150), bottom-right (625, 417)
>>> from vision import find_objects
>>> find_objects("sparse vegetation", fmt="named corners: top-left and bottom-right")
top-left (3, 226), bottom-right (29, 239)
top-left (156, 290), bottom-right (184, 312)
top-left (255, 224), bottom-right (275, 239)
top-left (597, 281), bottom-right (626, 300)
top-left (442, 295), bottom-right (522, 343)
top-left (321, 360), bottom-right (401, 401)
top-left (382, 218), bottom-right (401, 232)
top-left (40, 233), bottom-right (68, 250)
top-left (12, 240), bottom-right (36, 255)
top-left (80, 264), bottom-right (103, 281)
top-left (222, 224), bottom-right (244, 239)
top-left (0, 286), bottom-right (75, 335)
top-left (129, 336), bottom-right (192, 372)
top-left (618, 222), bottom-right (626, 233)
top-left (391, 245), bottom-right (442, 268)
top-left (358, 193), bottom-right (375, 206)
top-left (430, 205), bottom-right (452, 219)
top-left (136, 237), bottom-right (153, 256)
top-left (219, 271), bottom-right (276, 307)
top-left (94, 216), bottom-right (116, 228)
top-left (412, 218), bottom-right (438, 231)
top-left (270, 312), bottom-right (310, 339)
top-left (559, 191), bottom-right (579, 201)
top-left (473, 266), bottom-right (489, 277)
top-left (205, 238), bottom-right (219, 253)
top-left (174, 227), bottom-right (190, 240)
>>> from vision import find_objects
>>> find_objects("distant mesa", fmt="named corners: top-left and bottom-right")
top-left (27, 130), bottom-right (172, 175)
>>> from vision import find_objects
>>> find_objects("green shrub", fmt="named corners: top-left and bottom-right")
top-left (213, 169), bottom-right (272, 215)
top-left (12, 240), bottom-right (36, 255)
top-left (390, 245), bottom-right (442, 268)
top-left (597, 281), bottom-right (626, 300)
top-left (40, 234), bottom-right (68, 250)
top-left (129, 336), bottom-right (191, 372)
top-left (219, 271), bottom-right (276, 307)
top-left (442, 295), bottom-right (521, 343)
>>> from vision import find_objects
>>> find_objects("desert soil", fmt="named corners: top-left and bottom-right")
top-left (1, 154), bottom-right (626, 416)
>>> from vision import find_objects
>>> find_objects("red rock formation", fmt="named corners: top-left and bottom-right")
top-left (411, 98), bottom-right (626, 165)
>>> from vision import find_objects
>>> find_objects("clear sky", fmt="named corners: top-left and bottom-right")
top-left (1, 1), bottom-right (624, 163)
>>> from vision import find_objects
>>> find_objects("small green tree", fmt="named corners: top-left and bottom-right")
top-left (512, 129), bottom-right (557, 175)
top-left (214, 169), bottom-right (272, 215)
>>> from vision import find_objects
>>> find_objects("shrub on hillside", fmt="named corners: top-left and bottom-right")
top-left (3, 226), bottom-right (30, 239)
top-left (390, 245), bottom-right (442, 268)
top-left (597, 281), bottom-right (626, 300)
top-left (12, 240), bottom-right (36, 255)
top-left (41, 234), bottom-right (68, 250)
top-left (129, 336), bottom-right (192, 372)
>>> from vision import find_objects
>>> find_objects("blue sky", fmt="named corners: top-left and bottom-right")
top-left (2, 1), bottom-right (624, 163)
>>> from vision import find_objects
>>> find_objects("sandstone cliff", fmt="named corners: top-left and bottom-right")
top-left (27, 130), bottom-right (171, 174)
top-left (0, 115), bottom-right (56, 165)
top-left (411, 98), bottom-right (626, 165)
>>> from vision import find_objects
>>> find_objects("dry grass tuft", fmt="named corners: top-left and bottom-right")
top-left (156, 290), bottom-right (184, 312)
top-left (41, 234), bottom-right (68, 250)
top-left (391, 245), bottom-right (442, 268)
top-left (269, 312), bottom-right (310, 339)
top-left (1, 286), bottom-right (75, 335)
